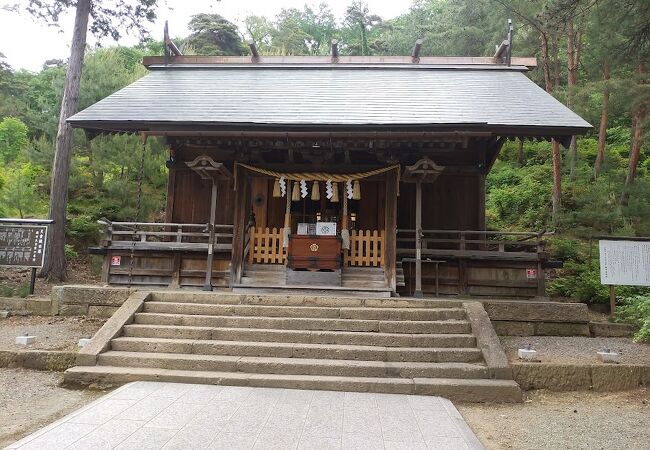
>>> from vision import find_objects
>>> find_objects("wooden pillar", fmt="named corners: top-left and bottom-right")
top-left (165, 167), bottom-right (176, 223)
top-left (477, 173), bottom-right (486, 230)
top-left (414, 180), bottom-right (423, 298)
top-left (384, 169), bottom-right (398, 293)
top-left (230, 168), bottom-right (249, 285)
top-left (204, 180), bottom-right (218, 291)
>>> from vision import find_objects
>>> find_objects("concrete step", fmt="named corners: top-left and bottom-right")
top-left (149, 292), bottom-right (461, 309)
top-left (97, 351), bottom-right (488, 379)
top-left (111, 337), bottom-right (483, 363)
top-left (123, 324), bottom-right (477, 348)
top-left (63, 366), bottom-right (523, 402)
top-left (142, 302), bottom-right (467, 321)
top-left (133, 312), bottom-right (473, 334)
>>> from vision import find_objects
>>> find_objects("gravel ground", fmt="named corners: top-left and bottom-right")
top-left (0, 316), bottom-right (105, 351)
top-left (460, 388), bottom-right (650, 450)
top-left (0, 258), bottom-right (100, 297)
top-left (0, 368), bottom-right (106, 448)
top-left (501, 336), bottom-right (650, 365)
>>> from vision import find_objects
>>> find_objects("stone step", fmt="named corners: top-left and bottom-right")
top-left (142, 302), bottom-right (467, 321)
top-left (134, 312), bottom-right (473, 334)
top-left (97, 351), bottom-right (488, 379)
top-left (123, 324), bottom-right (477, 348)
top-left (110, 337), bottom-right (483, 363)
top-left (149, 292), bottom-right (461, 309)
top-left (232, 285), bottom-right (392, 298)
top-left (63, 366), bottom-right (523, 403)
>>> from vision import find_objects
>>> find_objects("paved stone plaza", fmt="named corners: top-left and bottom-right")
top-left (7, 382), bottom-right (483, 449)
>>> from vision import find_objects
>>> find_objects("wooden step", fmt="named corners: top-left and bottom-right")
top-left (63, 366), bottom-right (523, 402)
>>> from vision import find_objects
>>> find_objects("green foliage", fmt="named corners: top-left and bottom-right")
top-left (0, 116), bottom-right (28, 163)
top-left (0, 162), bottom-right (46, 218)
top-left (186, 13), bottom-right (245, 56)
top-left (64, 243), bottom-right (78, 261)
top-left (616, 295), bottom-right (650, 342)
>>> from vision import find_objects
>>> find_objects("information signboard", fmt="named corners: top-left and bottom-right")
top-left (599, 240), bottom-right (650, 287)
top-left (0, 225), bottom-right (48, 268)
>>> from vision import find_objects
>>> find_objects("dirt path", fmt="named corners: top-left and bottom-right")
top-left (0, 369), bottom-right (106, 448)
top-left (459, 389), bottom-right (650, 450)
top-left (0, 316), bottom-right (104, 351)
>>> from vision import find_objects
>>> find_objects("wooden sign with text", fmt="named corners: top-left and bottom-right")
top-left (0, 225), bottom-right (48, 268)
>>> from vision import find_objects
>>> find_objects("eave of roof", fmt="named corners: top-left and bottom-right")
top-left (142, 55), bottom-right (538, 69)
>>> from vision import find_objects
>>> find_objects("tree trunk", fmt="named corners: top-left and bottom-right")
top-left (551, 35), bottom-right (561, 89)
top-left (517, 138), bottom-right (525, 167)
top-left (541, 33), bottom-right (554, 93)
top-left (541, 30), bottom-right (561, 225)
top-left (551, 139), bottom-right (562, 226)
top-left (39, 0), bottom-right (91, 281)
top-left (566, 20), bottom-right (581, 178)
top-left (594, 59), bottom-right (610, 178)
top-left (621, 63), bottom-right (647, 204)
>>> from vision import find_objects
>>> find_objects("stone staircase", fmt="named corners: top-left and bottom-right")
top-left (64, 292), bottom-right (522, 402)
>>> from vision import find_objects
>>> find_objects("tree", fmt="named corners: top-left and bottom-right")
top-left (186, 13), bottom-right (245, 56)
top-left (490, 0), bottom-right (566, 226)
top-left (342, 1), bottom-right (383, 56)
top-left (0, 116), bottom-right (28, 164)
top-left (23, 0), bottom-right (159, 281)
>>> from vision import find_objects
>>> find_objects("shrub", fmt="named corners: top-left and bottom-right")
top-left (615, 295), bottom-right (650, 343)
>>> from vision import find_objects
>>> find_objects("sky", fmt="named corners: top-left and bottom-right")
top-left (0, 0), bottom-right (413, 72)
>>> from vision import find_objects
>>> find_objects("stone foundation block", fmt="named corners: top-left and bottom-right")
top-left (493, 321), bottom-right (535, 336)
top-left (591, 365), bottom-right (642, 392)
top-left (512, 363), bottom-right (592, 391)
top-left (534, 322), bottom-right (591, 336)
top-left (88, 305), bottom-right (120, 318)
top-left (59, 304), bottom-right (89, 316)
top-left (52, 285), bottom-right (133, 308)
top-left (484, 301), bottom-right (589, 323)
top-left (589, 322), bottom-right (636, 337)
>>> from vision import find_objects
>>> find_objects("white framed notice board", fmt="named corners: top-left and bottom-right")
top-left (599, 240), bottom-right (650, 286)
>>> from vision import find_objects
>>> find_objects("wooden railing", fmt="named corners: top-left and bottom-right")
top-left (248, 227), bottom-right (287, 264)
top-left (102, 221), bottom-right (233, 252)
top-left (248, 227), bottom-right (384, 267)
top-left (344, 230), bottom-right (384, 267)
top-left (396, 229), bottom-right (546, 261)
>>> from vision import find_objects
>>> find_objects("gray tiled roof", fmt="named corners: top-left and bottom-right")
top-left (68, 66), bottom-right (591, 133)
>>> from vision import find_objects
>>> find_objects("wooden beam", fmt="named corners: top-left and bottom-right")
top-left (142, 55), bottom-right (538, 69)
top-left (204, 180), bottom-right (218, 291)
top-left (414, 180), bottom-right (423, 297)
top-left (384, 168), bottom-right (398, 293)
top-left (165, 166), bottom-right (176, 222)
top-left (230, 167), bottom-right (249, 285)
top-left (247, 39), bottom-right (259, 60)
top-left (493, 39), bottom-right (509, 60)
top-left (331, 39), bottom-right (339, 61)
top-left (411, 39), bottom-right (423, 62)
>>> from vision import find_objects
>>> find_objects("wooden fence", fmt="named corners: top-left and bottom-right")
top-left (247, 227), bottom-right (384, 267)
top-left (344, 230), bottom-right (384, 267)
top-left (248, 227), bottom-right (287, 264)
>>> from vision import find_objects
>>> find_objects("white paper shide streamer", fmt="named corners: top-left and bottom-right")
top-left (325, 180), bottom-right (334, 200)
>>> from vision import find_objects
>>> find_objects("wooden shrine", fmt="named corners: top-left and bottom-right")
top-left (74, 34), bottom-right (591, 298)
